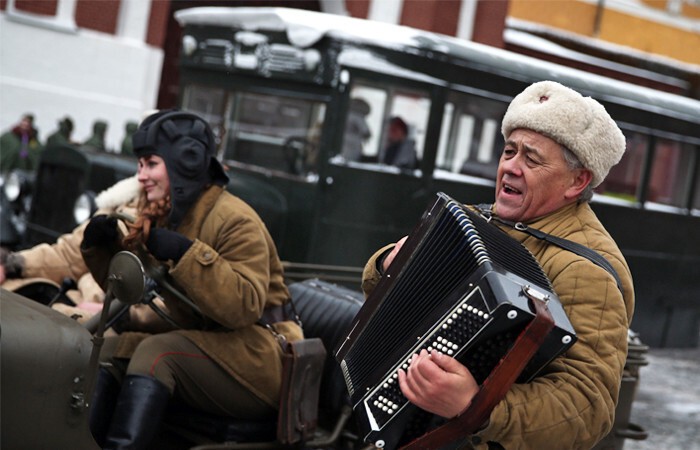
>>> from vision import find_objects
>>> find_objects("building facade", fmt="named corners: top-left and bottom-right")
top-left (1, 0), bottom-right (699, 150)
top-left (0, 0), bottom-right (168, 150)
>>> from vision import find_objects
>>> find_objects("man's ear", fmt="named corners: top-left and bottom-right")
top-left (565, 168), bottom-right (593, 200)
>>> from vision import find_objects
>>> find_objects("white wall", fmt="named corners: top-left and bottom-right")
top-left (0, 5), bottom-right (163, 152)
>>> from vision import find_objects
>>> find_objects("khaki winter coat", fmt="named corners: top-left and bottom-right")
top-left (83, 185), bottom-right (302, 408)
top-left (362, 202), bottom-right (634, 450)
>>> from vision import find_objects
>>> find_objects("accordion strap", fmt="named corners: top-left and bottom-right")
top-left (476, 204), bottom-right (624, 295)
top-left (401, 295), bottom-right (555, 450)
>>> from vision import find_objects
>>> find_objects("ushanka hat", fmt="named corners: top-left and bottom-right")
top-left (132, 109), bottom-right (229, 228)
top-left (501, 80), bottom-right (626, 187)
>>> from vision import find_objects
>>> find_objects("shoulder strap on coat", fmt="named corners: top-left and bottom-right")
top-left (476, 204), bottom-right (624, 294)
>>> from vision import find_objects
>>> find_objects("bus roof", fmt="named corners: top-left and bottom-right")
top-left (175, 7), bottom-right (700, 123)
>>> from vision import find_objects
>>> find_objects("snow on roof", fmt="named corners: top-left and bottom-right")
top-left (175, 7), bottom-right (429, 49)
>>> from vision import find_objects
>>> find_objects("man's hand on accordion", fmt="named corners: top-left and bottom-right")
top-left (398, 348), bottom-right (479, 418)
top-left (382, 236), bottom-right (408, 272)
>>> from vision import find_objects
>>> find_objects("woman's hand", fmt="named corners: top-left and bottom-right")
top-left (146, 228), bottom-right (193, 263)
top-left (82, 215), bottom-right (119, 249)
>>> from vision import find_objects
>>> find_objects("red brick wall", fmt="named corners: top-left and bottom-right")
top-left (472, 0), bottom-right (508, 48)
top-left (9, 0), bottom-right (58, 15)
top-left (345, 0), bottom-right (370, 19)
top-left (402, 0), bottom-right (461, 37)
top-left (147, 0), bottom-right (170, 47)
top-left (75, 0), bottom-right (120, 34)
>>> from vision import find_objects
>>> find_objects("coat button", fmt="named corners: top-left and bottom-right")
top-left (203, 251), bottom-right (212, 260)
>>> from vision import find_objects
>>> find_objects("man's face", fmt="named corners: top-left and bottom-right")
top-left (388, 121), bottom-right (405, 144)
top-left (494, 129), bottom-right (588, 222)
top-left (19, 117), bottom-right (32, 133)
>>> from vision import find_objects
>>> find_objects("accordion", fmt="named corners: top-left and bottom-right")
top-left (335, 193), bottom-right (576, 449)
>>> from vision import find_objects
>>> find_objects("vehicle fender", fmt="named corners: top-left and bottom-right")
top-left (2, 277), bottom-right (60, 305)
top-left (0, 289), bottom-right (98, 449)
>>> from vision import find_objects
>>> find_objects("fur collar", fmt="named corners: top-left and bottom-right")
top-left (95, 175), bottom-right (141, 210)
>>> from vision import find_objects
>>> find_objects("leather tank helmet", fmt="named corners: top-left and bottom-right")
top-left (131, 109), bottom-right (229, 229)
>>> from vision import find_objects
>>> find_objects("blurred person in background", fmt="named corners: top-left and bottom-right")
top-left (46, 116), bottom-right (75, 148)
top-left (83, 119), bottom-right (109, 152)
top-left (380, 116), bottom-right (417, 169)
top-left (0, 113), bottom-right (43, 173)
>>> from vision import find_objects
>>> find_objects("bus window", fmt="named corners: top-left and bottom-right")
top-left (647, 139), bottom-right (695, 209)
top-left (596, 131), bottom-right (647, 202)
top-left (224, 91), bottom-right (326, 176)
top-left (341, 86), bottom-right (385, 163)
top-left (182, 84), bottom-right (227, 151)
top-left (339, 82), bottom-right (429, 171)
top-left (435, 92), bottom-right (507, 180)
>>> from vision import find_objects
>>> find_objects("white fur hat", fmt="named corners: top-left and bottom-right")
top-left (501, 80), bottom-right (626, 187)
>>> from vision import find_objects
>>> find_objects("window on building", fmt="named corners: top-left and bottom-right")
top-left (5, 0), bottom-right (76, 31)
top-left (14, 0), bottom-right (57, 16)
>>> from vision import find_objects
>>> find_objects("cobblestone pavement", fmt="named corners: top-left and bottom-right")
top-left (624, 345), bottom-right (700, 450)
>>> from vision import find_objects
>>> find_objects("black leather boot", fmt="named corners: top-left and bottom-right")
top-left (102, 374), bottom-right (170, 450)
top-left (89, 368), bottom-right (121, 447)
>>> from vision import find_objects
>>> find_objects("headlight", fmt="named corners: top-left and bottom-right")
top-left (4, 172), bottom-right (23, 202)
top-left (74, 191), bottom-right (97, 224)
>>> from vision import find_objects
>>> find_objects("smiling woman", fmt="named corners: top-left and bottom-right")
top-left (137, 155), bottom-right (169, 203)
top-left (80, 110), bottom-right (303, 449)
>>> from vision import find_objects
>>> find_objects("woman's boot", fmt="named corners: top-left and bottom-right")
top-left (89, 368), bottom-right (121, 447)
top-left (102, 374), bottom-right (170, 450)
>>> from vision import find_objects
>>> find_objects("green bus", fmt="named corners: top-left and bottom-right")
top-left (175, 7), bottom-right (700, 347)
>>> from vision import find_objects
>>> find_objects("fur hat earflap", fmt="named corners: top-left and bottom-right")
top-left (501, 81), bottom-right (626, 187)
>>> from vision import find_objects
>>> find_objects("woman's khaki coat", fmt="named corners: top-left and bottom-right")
top-left (362, 202), bottom-right (634, 450)
top-left (83, 185), bottom-right (303, 408)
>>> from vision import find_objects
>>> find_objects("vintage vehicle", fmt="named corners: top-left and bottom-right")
top-left (174, 7), bottom-right (700, 349)
top-left (0, 251), bottom-right (367, 449)
top-left (0, 143), bottom-right (137, 250)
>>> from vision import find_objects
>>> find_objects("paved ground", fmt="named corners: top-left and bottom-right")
top-left (623, 344), bottom-right (700, 450)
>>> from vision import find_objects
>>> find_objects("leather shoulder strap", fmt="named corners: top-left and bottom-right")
top-left (476, 204), bottom-right (624, 295)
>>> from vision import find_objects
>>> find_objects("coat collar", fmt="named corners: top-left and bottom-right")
top-left (525, 202), bottom-right (582, 234)
top-left (176, 185), bottom-right (224, 238)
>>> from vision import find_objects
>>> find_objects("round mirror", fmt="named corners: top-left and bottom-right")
top-left (107, 251), bottom-right (146, 305)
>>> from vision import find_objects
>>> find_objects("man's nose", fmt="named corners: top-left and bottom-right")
top-left (501, 155), bottom-right (523, 176)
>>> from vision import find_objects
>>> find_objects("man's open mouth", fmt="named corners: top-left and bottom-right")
top-left (502, 183), bottom-right (521, 195)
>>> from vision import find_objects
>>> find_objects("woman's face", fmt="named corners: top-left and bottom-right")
top-left (137, 154), bottom-right (170, 202)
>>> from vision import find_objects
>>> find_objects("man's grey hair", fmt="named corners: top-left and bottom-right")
top-left (562, 146), bottom-right (594, 202)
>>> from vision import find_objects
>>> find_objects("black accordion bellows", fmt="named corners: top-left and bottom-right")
top-left (335, 192), bottom-right (576, 449)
